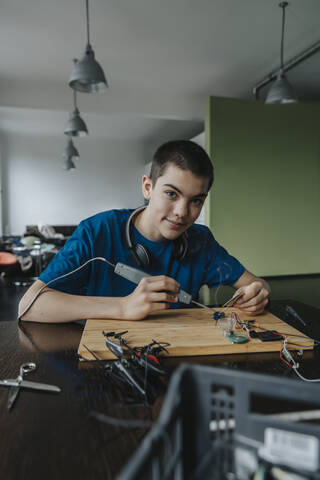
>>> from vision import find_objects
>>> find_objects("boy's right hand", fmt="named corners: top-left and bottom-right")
top-left (121, 275), bottom-right (180, 320)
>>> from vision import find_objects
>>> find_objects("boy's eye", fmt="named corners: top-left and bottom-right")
top-left (165, 191), bottom-right (177, 199)
top-left (193, 199), bottom-right (204, 207)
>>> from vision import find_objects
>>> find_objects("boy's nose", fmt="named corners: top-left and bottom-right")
top-left (173, 200), bottom-right (188, 218)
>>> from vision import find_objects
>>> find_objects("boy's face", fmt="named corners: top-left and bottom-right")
top-left (142, 164), bottom-right (209, 242)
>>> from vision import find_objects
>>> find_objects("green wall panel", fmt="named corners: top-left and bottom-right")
top-left (205, 96), bottom-right (320, 277)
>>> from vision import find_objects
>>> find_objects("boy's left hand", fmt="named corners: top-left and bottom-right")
top-left (232, 270), bottom-right (271, 315)
top-left (232, 281), bottom-right (270, 314)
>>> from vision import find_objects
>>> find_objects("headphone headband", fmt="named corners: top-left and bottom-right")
top-left (125, 205), bottom-right (147, 250)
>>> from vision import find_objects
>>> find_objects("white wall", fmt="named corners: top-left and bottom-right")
top-left (2, 134), bottom-right (148, 234)
top-left (191, 131), bottom-right (206, 226)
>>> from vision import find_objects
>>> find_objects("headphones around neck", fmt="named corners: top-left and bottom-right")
top-left (125, 206), bottom-right (188, 268)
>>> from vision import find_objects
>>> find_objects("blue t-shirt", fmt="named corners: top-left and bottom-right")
top-left (39, 209), bottom-right (245, 308)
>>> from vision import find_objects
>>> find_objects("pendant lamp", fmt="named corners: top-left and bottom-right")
top-left (63, 157), bottom-right (76, 171)
top-left (64, 87), bottom-right (89, 137)
top-left (62, 136), bottom-right (79, 171)
top-left (265, 1), bottom-right (297, 104)
top-left (69, 0), bottom-right (108, 93)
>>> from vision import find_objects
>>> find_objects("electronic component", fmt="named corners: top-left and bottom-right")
top-left (250, 330), bottom-right (283, 342)
top-left (228, 333), bottom-right (248, 344)
top-left (216, 315), bottom-right (249, 343)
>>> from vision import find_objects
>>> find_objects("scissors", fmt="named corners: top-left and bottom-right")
top-left (0, 362), bottom-right (61, 410)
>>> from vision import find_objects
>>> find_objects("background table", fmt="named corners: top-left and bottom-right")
top-left (0, 300), bottom-right (320, 480)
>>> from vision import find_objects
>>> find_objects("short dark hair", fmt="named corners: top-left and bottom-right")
top-left (150, 140), bottom-right (214, 191)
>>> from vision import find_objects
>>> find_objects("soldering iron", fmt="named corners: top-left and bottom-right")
top-left (19, 257), bottom-right (212, 319)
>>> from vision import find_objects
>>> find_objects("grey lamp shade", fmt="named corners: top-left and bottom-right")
top-left (63, 157), bottom-right (76, 171)
top-left (265, 72), bottom-right (297, 104)
top-left (63, 137), bottom-right (80, 161)
top-left (69, 44), bottom-right (108, 93)
top-left (64, 108), bottom-right (88, 137)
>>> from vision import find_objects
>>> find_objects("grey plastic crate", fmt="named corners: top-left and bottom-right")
top-left (117, 364), bottom-right (320, 480)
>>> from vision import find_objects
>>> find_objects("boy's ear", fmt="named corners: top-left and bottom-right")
top-left (142, 175), bottom-right (153, 200)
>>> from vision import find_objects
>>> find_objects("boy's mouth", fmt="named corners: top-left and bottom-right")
top-left (165, 218), bottom-right (185, 229)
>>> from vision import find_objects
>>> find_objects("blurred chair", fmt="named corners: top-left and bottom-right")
top-left (0, 252), bottom-right (18, 283)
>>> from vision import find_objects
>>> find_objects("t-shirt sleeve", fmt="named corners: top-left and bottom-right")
top-left (39, 221), bottom-right (92, 294)
top-left (203, 232), bottom-right (245, 287)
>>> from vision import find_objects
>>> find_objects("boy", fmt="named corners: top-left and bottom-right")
top-left (19, 140), bottom-right (270, 323)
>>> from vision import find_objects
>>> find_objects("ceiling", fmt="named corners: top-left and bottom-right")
top-left (0, 0), bottom-right (319, 145)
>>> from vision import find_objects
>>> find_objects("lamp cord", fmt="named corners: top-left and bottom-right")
top-left (86, 0), bottom-right (90, 46)
top-left (280, 1), bottom-right (288, 70)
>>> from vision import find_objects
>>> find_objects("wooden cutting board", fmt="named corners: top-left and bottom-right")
top-left (78, 308), bottom-right (313, 360)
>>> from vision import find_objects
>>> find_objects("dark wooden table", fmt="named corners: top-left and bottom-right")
top-left (1, 300), bottom-right (320, 480)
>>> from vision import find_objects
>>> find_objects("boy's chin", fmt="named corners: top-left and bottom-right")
top-left (161, 229), bottom-right (184, 241)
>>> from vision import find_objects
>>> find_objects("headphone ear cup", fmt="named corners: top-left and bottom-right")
top-left (173, 233), bottom-right (188, 261)
top-left (126, 206), bottom-right (151, 268)
top-left (134, 243), bottom-right (151, 268)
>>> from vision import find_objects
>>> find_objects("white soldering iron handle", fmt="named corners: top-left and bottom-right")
top-left (114, 262), bottom-right (150, 284)
top-left (114, 262), bottom-right (192, 304)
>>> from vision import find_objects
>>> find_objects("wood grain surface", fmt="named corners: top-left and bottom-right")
top-left (78, 308), bottom-right (314, 360)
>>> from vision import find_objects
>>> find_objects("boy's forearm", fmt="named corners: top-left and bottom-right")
top-left (19, 282), bottom-right (124, 323)
top-left (19, 274), bottom-right (179, 323)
